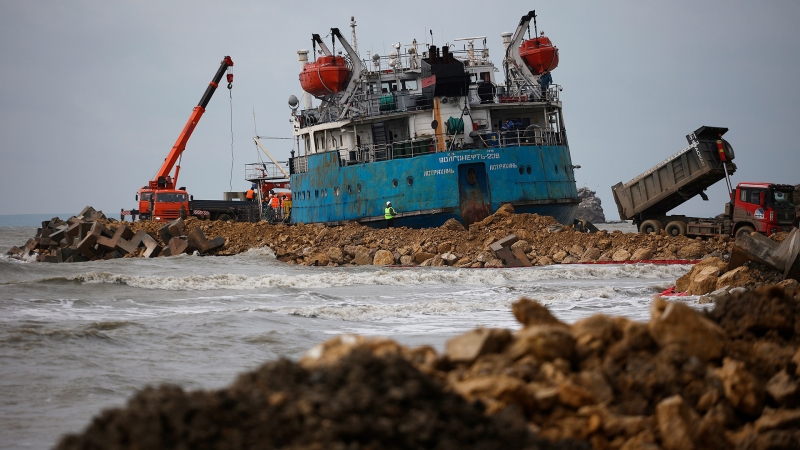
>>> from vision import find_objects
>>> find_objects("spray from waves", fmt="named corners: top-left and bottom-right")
top-left (64, 264), bottom-right (690, 291)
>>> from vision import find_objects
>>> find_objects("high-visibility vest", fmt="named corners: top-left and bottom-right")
top-left (385, 207), bottom-right (396, 220)
top-left (283, 200), bottom-right (292, 213)
top-left (270, 197), bottom-right (280, 208)
top-left (246, 189), bottom-right (255, 200)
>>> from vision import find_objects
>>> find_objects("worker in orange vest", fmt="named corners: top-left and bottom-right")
top-left (245, 184), bottom-right (256, 201)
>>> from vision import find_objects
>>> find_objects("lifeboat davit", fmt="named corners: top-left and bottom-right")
top-left (519, 35), bottom-right (559, 75)
top-left (299, 55), bottom-right (350, 97)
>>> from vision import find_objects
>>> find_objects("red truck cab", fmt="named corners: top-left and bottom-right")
top-left (732, 182), bottom-right (796, 237)
top-left (136, 188), bottom-right (189, 222)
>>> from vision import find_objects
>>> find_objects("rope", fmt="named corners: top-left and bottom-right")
top-left (228, 88), bottom-right (234, 192)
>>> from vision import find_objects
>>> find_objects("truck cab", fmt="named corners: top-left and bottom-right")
top-left (732, 183), bottom-right (796, 236)
top-left (136, 188), bottom-right (189, 222)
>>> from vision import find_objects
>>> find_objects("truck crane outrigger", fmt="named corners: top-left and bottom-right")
top-left (129, 56), bottom-right (234, 221)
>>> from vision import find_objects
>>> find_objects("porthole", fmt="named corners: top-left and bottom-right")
top-left (407, 176), bottom-right (414, 186)
top-left (307, 190), bottom-right (311, 199)
top-left (519, 167), bottom-right (524, 175)
top-left (334, 187), bottom-right (340, 196)
top-left (392, 178), bottom-right (398, 188)
top-left (348, 185), bottom-right (353, 195)
top-left (554, 165), bottom-right (559, 173)
top-left (315, 189), bottom-right (319, 198)
top-left (526, 165), bottom-right (532, 174)
top-left (323, 189), bottom-right (327, 198)
top-left (357, 183), bottom-right (362, 193)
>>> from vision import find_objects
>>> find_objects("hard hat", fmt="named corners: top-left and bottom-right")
top-left (386, 201), bottom-right (391, 206)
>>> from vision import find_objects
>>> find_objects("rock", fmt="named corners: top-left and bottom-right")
top-left (715, 266), bottom-right (755, 290)
top-left (512, 298), bottom-right (565, 327)
top-left (441, 218), bottom-right (465, 231)
top-left (568, 244), bottom-right (583, 257)
top-left (714, 357), bottom-right (763, 415)
top-left (413, 252), bottom-right (435, 264)
top-left (440, 252), bottom-right (459, 265)
top-left (505, 325), bottom-right (575, 361)
top-left (399, 255), bottom-right (414, 265)
top-left (483, 257), bottom-right (503, 267)
top-left (687, 265), bottom-right (721, 295)
top-left (571, 314), bottom-right (618, 359)
top-left (511, 240), bottom-right (531, 253)
top-left (648, 297), bottom-right (725, 361)
top-left (307, 252), bottom-right (330, 266)
top-left (677, 242), bottom-right (705, 259)
top-left (450, 375), bottom-right (530, 414)
top-left (561, 256), bottom-right (578, 264)
top-left (765, 370), bottom-right (798, 405)
top-left (437, 242), bottom-right (453, 253)
top-left (353, 246), bottom-right (373, 265)
top-left (579, 247), bottom-right (601, 262)
top-left (324, 246), bottom-right (344, 264)
top-left (754, 408), bottom-right (800, 433)
top-left (445, 328), bottom-right (512, 364)
top-left (494, 203), bottom-right (515, 216)
top-left (557, 381), bottom-right (596, 408)
top-left (656, 395), bottom-right (700, 450)
top-left (575, 187), bottom-right (606, 224)
top-left (373, 250), bottom-right (395, 266)
top-left (675, 257), bottom-right (728, 293)
top-left (631, 248), bottom-right (653, 261)
top-left (552, 250), bottom-right (567, 263)
top-left (612, 249), bottom-right (631, 262)
top-left (536, 256), bottom-right (554, 266)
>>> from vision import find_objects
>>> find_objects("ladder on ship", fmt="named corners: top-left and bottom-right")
top-left (372, 122), bottom-right (388, 161)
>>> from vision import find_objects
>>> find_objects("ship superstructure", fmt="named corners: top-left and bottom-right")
top-left (285, 11), bottom-right (579, 227)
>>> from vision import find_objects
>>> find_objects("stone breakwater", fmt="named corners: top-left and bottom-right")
top-left (57, 286), bottom-right (800, 449)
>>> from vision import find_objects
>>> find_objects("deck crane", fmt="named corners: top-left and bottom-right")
top-left (132, 56), bottom-right (234, 221)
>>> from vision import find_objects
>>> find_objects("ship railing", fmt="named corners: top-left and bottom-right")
top-left (470, 128), bottom-right (562, 148)
top-left (337, 138), bottom-right (438, 165)
top-left (340, 91), bottom-right (434, 120)
top-left (245, 162), bottom-right (290, 181)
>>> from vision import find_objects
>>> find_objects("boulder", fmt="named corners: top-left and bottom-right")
top-left (307, 252), bottom-right (330, 266)
top-left (511, 240), bottom-right (531, 253)
top-left (677, 242), bottom-right (705, 259)
top-left (575, 187), bottom-right (606, 224)
top-left (440, 218), bottom-right (465, 231)
top-left (648, 297), bottom-right (725, 361)
top-left (440, 252), bottom-right (459, 265)
top-left (536, 256), bottom-right (554, 266)
top-left (505, 325), bottom-right (575, 361)
top-left (372, 250), bottom-right (395, 266)
top-left (413, 252), bottom-right (435, 264)
top-left (765, 370), bottom-right (798, 405)
top-left (445, 328), bottom-right (511, 364)
top-left (325, 246), bottom-right (344, 264)
top-left (552, 250), bottom-right (567, 263)
top-left (675, 257), bottom-right (727, 292)
top-left (512, 298), bottom-right (565, 328)
top-left (687, 265), bottom-right (721, 295)
top-left (631, 248), bottom-right (653, 261)
top-left (568, 244), bottom-right (584, 257)
top-left (715, 266), bottom-right (755, 290)
top-left (399, 255), bottom-right (414, 265)
top-left (437, 242), bottom-right (453, 254)
top-left (714, 357), bottom-right (763, 415)
top-left (612, 249), bottom-right (631, 262)
top-left (656, 395), bottom-right (700, 450)
top-left (580, 247), bottom-right (602, 262)
top-left (353, 246), bottom-right (373, 265)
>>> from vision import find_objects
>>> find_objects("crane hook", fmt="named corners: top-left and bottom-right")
top-left (227, 71), bottom-right (234, 90)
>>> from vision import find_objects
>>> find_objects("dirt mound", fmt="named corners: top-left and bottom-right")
top-left (57, 350), bottom-right (584, 450)
top-left (58, 286), bottom-right (800, 449)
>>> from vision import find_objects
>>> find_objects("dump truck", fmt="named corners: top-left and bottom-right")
top-left (611, 126), bottom-right (796, 238)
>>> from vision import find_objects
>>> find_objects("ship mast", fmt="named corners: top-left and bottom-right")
top-left (350, 16), bottom-right (360, 57)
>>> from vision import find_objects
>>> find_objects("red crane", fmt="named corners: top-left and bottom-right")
top-left (132, 56), bottom-right (233, 221)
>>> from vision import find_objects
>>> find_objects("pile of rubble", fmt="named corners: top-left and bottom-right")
top-left (575, 187), bottom-right (606, 224)
top-left (57, 287), bottom-right (800, 449)
top-left (6, 207), bottom-right (225, 262)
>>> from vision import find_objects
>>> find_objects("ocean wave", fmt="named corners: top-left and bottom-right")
top-left (61, 264), bottom-right (689, 291)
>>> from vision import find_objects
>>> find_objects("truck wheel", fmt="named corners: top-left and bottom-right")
top-left (640, 220), bottom-right (663, 235)
top-left (664, 221), bottom-right (687, 237)
top-left (735, 225), bottom-right (755, 239)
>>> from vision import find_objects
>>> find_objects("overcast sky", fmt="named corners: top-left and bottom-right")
top-left (1, 0), bottom-right (798, 219)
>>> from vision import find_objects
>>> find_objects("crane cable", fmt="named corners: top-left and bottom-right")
top-left (228, 85), bottom-right (234, 192)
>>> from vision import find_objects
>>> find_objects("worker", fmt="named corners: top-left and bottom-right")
top-left (384, 201), bottom-right (397, 228)
top-left (539, 69), bottom-right (552, 100)
top-left (283, 195), bottom-right (292, 220)
top-left (245, 187), bottom-right (255, 201)
top-left (270, 193), bottom-right (280, 214)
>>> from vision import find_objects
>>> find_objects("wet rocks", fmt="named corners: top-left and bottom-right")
top-left (575, 187), bottom-right (606, 224)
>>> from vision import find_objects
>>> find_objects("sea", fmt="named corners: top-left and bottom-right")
top-left (0, 222), bottom-right (697, 449)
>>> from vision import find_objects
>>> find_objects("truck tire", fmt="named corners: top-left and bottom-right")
top-left (735, 225), bottom-right (755, 239)
top-left (664, 221), bottom-right (687, 237)
top-left (640, 220), bottom-right (663, 235)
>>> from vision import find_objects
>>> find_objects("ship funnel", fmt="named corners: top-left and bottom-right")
top-left (297, 49), bottom-right (313, 109)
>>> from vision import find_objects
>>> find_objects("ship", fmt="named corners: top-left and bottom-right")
top-left (281, 11), bottom-right (579, 228)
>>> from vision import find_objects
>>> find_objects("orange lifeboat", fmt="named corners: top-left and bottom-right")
top-left (519, 35), bottom-right (559, 75)
top-left (299, 55), bottom-right (350, 97)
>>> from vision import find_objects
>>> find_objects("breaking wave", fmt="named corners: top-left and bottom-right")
top-left (62, 264), bottom-right (690, 291)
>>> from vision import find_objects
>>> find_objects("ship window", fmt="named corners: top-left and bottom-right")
top-left (392, 178), bottom-right (398, 188)
top-left (334, 187), bottom-right (340, 196)
top-left (331, 137), bottom-right (337, 148)
top-left (480, 72), bottom-right (491, 82)
top-left (401, 79), bottom-right (418, 90)
top-left (381, 81), bottom-right (397, 93)
top-left (348, 185), bottom-right (353, 195)
top-left (407, 176), bottom-right (414, 186)
top-left (469, 73), bottom-right (478, 84)
top-left (315, 189), bottom-right (319, 198)
top-left (526, 165), bottom-right (532, 175)
top-left (554, 165), bottom-right (559, 173)
top-left (307, 190), bottom-right (311, 200)
top-left (519, 167), bottom-right (524, 175)
top-left (368, 83), bottom-right (378, 94)
top-left (357, 183), bottom-right (362, 193)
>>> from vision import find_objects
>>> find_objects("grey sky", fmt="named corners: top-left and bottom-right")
top-left (1, 1), bottom-right (798, 218)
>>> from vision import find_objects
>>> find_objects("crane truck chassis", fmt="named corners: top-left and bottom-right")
top-left (612, 126), bottom-right (796, 238)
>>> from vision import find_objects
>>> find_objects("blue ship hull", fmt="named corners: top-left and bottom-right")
top-left (289, 144), bottom-right (579, 228)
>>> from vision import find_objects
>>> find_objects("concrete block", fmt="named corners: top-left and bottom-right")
top-left (489, 234), bottom-right (518, 254)
top-left (77, 222), bottom-right (93, 240)
top-left (186, 227), bottom-right (223, 254)
top-left (21, 238), bottom-right (36, 255)
top-left (141, 234), bottom-right (162, 258)
top-left (128, 231), bottom-right (148, 248)
top-left (61, 247), bottom-right (78, 260)
top-left (96, 236), bottom-right (116, 251)
top-left (49, 225), bottom-right (68, 243)
top-left (76, 234), bottom-right (97, 258)
top-left (157, 223), bottom-right (173, 244)
top-left (115, 237), bottom-right (139, 255)
top-left (6, 246), bottom-right (22, 256)
top-left (167, 218), bottom-right (185, 239)
top-left (168, 237), bottom-right (189, 255)
top-left (78, 206), bottom-right (97, 220)
top-left (160, 247), bottom-right (172, 257)
top-left (513, 248), bottom-right (533, 267)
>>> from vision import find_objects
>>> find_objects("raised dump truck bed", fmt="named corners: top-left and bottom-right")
top-left (612, 126), bottom-right (736, 224)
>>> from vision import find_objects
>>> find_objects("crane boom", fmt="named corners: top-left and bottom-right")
top-left (150, 56), bottom-right (234, 189)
